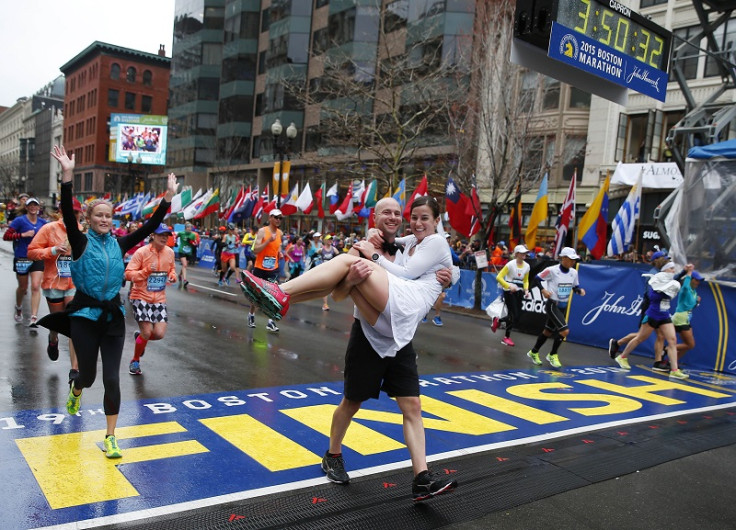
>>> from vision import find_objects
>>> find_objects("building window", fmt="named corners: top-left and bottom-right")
top-left (108, 89), bottom-right (119, 107)
top-left (705, 17), bottom-right (736, 77)
top-left (143, 70), bottom-right (153, 86)
top-left (84, 172), bottom-right (93, 191)
top-left (568, 86), bottom-right (591, 109)
top-left (110, 63), bottom-right (121, 80)
top-left (562, 136), bottom-right (586, 181)
top-left (141, 95), bottom-right (153, 113)
top-left (673, 26), bottom-right (700, 80)
top-left (126, 66), bottom-right (137, 83)
top-left (125, 92), bottom-right (136, 110)
top-left (639, 0), bottom-right (668, 7)
top-left (542, 77), bottom-right (560, 110)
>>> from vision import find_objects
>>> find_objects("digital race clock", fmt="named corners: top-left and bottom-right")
top-left (556, 0), bottom-right (671, 72)
top-left (514, 0), bottom-right (672, 102)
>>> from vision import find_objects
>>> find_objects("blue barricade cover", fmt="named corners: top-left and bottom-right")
top-left (445, 263), bottom-right (736, 375)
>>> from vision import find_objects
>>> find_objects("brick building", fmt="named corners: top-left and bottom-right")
top-left (59, 42), bottom-right (170, 197)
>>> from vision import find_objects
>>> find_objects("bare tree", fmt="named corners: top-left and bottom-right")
top-left (288, 0), bottom-right (469, 194)
top-left (448, 0), bottom-right (551, 308)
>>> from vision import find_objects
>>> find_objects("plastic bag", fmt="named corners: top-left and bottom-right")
top-left (485, 295), bottom-right (507, 320)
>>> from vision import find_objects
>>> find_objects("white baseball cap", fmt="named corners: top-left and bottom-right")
top-left (559, 247), bottom-right (580, 260)
top-left (270, 209), bottom-right (283, 217)
top-left (513, 244), bottom-right (529, 254)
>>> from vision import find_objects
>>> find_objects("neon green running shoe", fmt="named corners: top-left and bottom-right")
top-left (669, 369), bottom-right (689, 380)
top-left (527, 350), bottom-right (542, 365)
top-left (546, 353), bottom-right (562, 369)
top-left (615, 355), bottom-right (631, 370)
top-left (104, 435), bottom-right (123, 459)
top-left (66, 385), bottom-right (82, 415)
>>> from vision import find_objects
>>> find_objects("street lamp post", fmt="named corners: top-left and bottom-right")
top-left (270, 119), bottom-right (297, 208)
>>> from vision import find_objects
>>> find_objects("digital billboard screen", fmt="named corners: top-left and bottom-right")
top-left (109, 113), bottom-right (168, 165)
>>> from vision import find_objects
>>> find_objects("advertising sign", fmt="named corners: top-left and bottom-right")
top-left (109, 113), bottom-right (168, 165)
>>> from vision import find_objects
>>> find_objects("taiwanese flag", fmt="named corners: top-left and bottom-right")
top-left (444, 177), bottom-right (472, 237)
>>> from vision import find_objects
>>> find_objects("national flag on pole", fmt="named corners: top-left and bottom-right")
top-left (552, 172), bottom-right (576, 258)
top-left (315, 183), bottom-right (325, 218)
top-left (363, 180), bottom-right (378, 209)
top-left (117, 193), bottom-right (143, 217)
top-left (525, 173), bottom-right (548, 248)
top-left (279, 184), bottom-right (300, 216)
top-left (253, 185), bottom-right (269, 223)
top-left (141, 192), bottom-right (165, 218)
top-left (392, 179), bottom-right (405, 210)
top-left (507, 181), bottom-right (523, 248)
top-left (220, 188), bottom-right (239, 220)
top-left (231, 186), bottom-right (256, 223)
top-left (467, 181), bottom-right (482, 237)
top-left (225, 186), bottom-right (246, 223)
top-left (445, 177), bottom-right (473, 237)
top-left (194, 188), bottom-right (220, 219)
top-left (296, 182), bottom-right (314, 213)
top-left (327, 183), bottom-right (340, 214)
top-left (352, 180), bottom-right (366, 213)
top-left (335, 185), bottom-right (354, 221)
top-left (133, 192), bottom-right (151, 220)
top-left (579, 173), bottom-right (611, 259)
top-left (607, 169), bottom-right (642, 256)
top-left (403, 175), bottom-right (428, 220)
top-left (184, 189), bottom-right (211, 220)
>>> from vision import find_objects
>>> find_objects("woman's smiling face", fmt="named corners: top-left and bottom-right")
top-left (409, 204), bottom-right (438, 241)
top-left (87, 203), bottom-right (113, 234)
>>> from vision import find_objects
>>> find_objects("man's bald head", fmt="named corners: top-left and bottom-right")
top-left (374, 197), bottom-right (400, 214)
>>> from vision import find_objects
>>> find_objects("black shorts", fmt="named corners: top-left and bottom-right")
top-left (646, 317), bottom-right (673, 329)
top-left (675, 324), bottom-right (691, 332)
top-left (14, 258), bottom-right (43, 275)
top-left (543, 299), bottom-right (568, 333)
top-left (253, 267), bottom-right (278, 282)
top-left (343, 319), bottom-right (420, 402)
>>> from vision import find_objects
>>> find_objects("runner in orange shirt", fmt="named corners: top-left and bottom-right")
top-left (124, 223), bottom-right (177, 375)
top-left (27, 198), bottom-right (83, 383)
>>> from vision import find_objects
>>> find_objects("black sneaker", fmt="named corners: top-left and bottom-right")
top-left (412, 470), bottom-right (457, 502)
top-left (608, 338), bottom-right (619, 359)
top-left (68, 369), bottom-right (79, 386)
top-left (321, 452), bottom-right (350, 484)
top-left (653, 360), bottom-right (671, 372)
top-left (47, 339), bottom-right (59, 361)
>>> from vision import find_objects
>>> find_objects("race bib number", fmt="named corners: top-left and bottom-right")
top-left (147, 271), bottom-right (167, 292)
top-left (557, 283), bottom-right (572, 299)
top-left (262, 256), bottom-right (277, 270)
top-left (56, 256), bottom-right (72, 278)
top-left (182, 245), bottom-right (192, 254)
top-left (15, 258), bottom-right (32, 274)
top-left (659, 298), bottom-right (670, 312)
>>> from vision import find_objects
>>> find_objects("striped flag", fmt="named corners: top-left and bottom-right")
top-left (552, 171), bottom-right (576, 258)
top-left (607, 169), bottom-right (642, 256)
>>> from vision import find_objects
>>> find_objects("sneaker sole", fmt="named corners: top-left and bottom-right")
top-left (652, 366), bottom-right (670, 372)
top-left (240, 280), bottom-right (282, 321)
top-left (241, 272), bottom-right (285, 318)
top-left (413, 480), bottom-right (457, 502)
top-left (608, 339), bottom-right (618, 359)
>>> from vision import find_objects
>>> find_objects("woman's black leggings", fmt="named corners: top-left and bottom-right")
top-left (500, 290), bottom-right (523, 337)
top-left (70, 317), bottom-right (124, 415)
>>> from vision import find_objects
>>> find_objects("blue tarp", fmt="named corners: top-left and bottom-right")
top-left (687, 138), bottom-right (736, 159)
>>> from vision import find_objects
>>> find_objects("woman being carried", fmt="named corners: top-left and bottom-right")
top-left (240, 196), bottom-right (451, 357)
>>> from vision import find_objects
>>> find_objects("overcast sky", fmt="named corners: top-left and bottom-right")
top-left (0, 0), bottom-right (176, 107)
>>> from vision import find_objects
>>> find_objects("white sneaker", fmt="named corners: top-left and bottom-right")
top-left (14, 306), bottom-right (22, 323)
top-left (266, 320), bottom-right (279, 333)
top-left (247, 314), bottom-right (256, 328)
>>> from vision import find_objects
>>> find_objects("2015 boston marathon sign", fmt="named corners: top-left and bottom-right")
top-left (549, 21), bottom-right (668, 102)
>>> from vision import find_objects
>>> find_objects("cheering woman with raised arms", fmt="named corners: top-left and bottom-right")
top-left (46, 145), bottom-right (178, 459)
